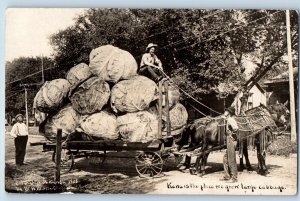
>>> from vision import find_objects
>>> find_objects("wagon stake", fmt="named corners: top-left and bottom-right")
top-left (55, 129), bottom-right (62, 182)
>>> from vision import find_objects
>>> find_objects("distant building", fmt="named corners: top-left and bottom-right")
top-left (185, 83), bottom-right (268, 120)
top-left (184, 94), bottom-right (235, 122)
top-left (264, 67), bottom-right (298, 106)
top-left (246, 83), bottom-right (267, 110)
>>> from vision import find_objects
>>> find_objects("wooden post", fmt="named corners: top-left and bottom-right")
top-left (164, 81), bottom-right (171, 136)
top-left (158, 82), bottom-right (163, 138)
top-left (55, 129), bottom-right (62, 182)
top-left (286, 10), bottom-right (297, 142)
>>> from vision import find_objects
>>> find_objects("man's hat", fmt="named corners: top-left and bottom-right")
top-left (225, 106), bottom-right (235, 115)
top-left (15, 114), bottom-right (25, 119)
top-left (145, 43), bottom-right (158, 51)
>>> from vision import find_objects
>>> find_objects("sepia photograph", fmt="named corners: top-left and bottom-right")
top-left (4, 8), bottom-right (298, 195)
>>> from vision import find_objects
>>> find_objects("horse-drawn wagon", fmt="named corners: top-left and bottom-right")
top-left (31, 76), bottom-right (281, 178)
top-left (31, 80), bottom-right (185, 178)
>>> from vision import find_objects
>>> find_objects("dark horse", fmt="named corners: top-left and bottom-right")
top-left (176, 115), bottom-right (273, 176)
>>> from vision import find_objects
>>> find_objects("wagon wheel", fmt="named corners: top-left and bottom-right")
top-left (135, 152), bottom-right (164, 178)
top-left (52, 149), bottom-right (74, 173)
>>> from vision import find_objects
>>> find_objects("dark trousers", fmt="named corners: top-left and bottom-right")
top-left (223, 136), bottom-right (238, 179)
top-left (14, 136), bottom-right (28, 165)
top-left (139, 65), bottom-right (162, 82)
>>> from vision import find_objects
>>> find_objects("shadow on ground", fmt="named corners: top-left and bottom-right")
top-left (5, 151), bottom-right (171, 194)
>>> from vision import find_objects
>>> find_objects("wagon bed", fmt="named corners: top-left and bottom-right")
top-left (31, 132), bottom-right (176, 177)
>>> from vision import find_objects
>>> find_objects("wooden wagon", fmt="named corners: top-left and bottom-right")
top-left (31, 80), bottom-right (183, 178)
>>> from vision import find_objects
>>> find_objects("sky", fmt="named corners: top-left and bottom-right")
top-left (5, 8), bottom-right (86, 62)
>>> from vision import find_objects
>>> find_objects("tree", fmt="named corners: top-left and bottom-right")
top-left (50, 9), bottom-right (245, 95)
top-left (240, 10), bottom-right (298, 88)
top-left (49, 9), bottom-right (298, 101)
top-left (5, 57), bottom-right (55, 117)
top-left (50, 9), bottom-right (149, 73)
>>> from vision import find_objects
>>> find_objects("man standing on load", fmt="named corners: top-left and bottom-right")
top-left (139, 43), bottom-right (164, 83)
top-left (221, 106), bottom-right (239, 183)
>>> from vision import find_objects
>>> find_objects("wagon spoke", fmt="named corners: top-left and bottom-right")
top-left (149, 166), bottom-right (160, 174)
top-left (137, 166), bottom-right (148, 172)
top-left (151, 166), bottom-right (163, 171)
top-left (136, 163), bottom-right (148, 167)
top-left (151, 163), bottom-right (163, 167)
top-left (136, 156), bottom-right (146, 161)
top-left (141, 167), bottom-right (150, 175)
top-left (151, 157), bottom-right (161, 163)
top-left (136, 158), bottom-right (147, 163)
top-left (136, 152), bottom-right (163, 177)
top-left (151, 165), bottom-right (163, 172)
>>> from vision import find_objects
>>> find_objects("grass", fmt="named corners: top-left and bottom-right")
top-left (267, 135), bottom-right (297, 157)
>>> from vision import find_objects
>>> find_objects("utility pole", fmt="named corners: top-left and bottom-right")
top-left (285, 10), bottom-right (297, 142)
top-left (41, 55), bottom-right (44, 84)
top-left (24, 86), bottom-right (29, 128)
top-left (20, 83), bottom-right (41, 127)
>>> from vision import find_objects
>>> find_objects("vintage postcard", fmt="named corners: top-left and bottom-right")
top-left (5, 8), bottom-right (298, 195)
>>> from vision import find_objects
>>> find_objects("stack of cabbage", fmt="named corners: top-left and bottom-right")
top-left (35, 45), bottom-right (188, 142)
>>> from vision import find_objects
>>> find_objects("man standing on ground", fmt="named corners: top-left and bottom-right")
top-left (10, 114), bottom-right (29, 166)
top-left (221, 106), bottom-right (239, 182)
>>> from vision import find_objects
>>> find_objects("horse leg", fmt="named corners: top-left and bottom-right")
top-left (257, 154), bottom-right (266, 175)
top-left (262, 131), bottom-right (273, 175)
top-left (184, 155), bottom-right (191, 168)
top-left (190, 142), bottom-right (205, 175)
top-left (261, 151), bottom-right (270, 175)
top-left (190, 155), bottom-right (201, 175)
top-left (196, 155), bottom-right (203, 175)
top-left (238, 141), bottom-right (244, 171)
top-left (198, 153), bottom-right (210, 177)
top-left (239, 157), bottom-right (245, 171)
top-left (256, 143), bottom-right (266, 175)
top-left (256, 141), bottom-right (261, 173)
top-left (256, 135), bottom-right (270, 176)
top-left (196, 137), bottom-right (208, 176)
top-left (178, 154), bottom-right (191, 171)
top-left (243, 141), bottom-right (253, 171)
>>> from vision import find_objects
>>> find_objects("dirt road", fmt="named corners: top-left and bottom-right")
top-left (5, 130), bottom-right (297, 195)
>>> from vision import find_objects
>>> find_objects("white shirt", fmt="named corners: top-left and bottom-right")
top-left (10, 122), bottom-right (29, 138)
top-left (226, 116), bottom-right (238, 132)
top-left (140, 53), bottom-right (162, 67)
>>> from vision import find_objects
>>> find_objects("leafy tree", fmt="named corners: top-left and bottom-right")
top-left (6, 9), bottom-right (298, 120)
top-left (6, 57), bottom-right (54, 85)
top-left (50, 8), bottom-right (149, 73)
top-left (49, 9), bottom-right (298, 101)
top-left (239, 10), bottom-right (298, 87)
top-left (50, 9), bottom-right (245, 95)
top-left (5, 57), bottom-right (55, 117)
